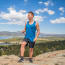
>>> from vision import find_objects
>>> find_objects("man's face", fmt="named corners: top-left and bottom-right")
top-left (28, 13), bottom-right (33, 20)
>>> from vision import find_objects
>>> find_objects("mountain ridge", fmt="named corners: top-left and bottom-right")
top-left (0, 31), bottom-right (65, 37)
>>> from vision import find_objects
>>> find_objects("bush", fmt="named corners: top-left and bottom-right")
top-left (0, 40), bottom-right (65, 57)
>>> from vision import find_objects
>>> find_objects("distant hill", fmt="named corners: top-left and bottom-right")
top-left (39, 33), bottom-right (65, 38)
top-left (39, 33), bottom-right (65, 37)
top-left (0, 31), bottom-right (65, 37)
top-left (0, 31), bottom-right (23, 36)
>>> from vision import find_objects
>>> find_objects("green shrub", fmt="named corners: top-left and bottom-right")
top-left (0, 40), bottom-right (65, 57)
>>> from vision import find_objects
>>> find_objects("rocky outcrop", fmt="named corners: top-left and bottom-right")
top-left (0, 50), bottom-right (65, 65)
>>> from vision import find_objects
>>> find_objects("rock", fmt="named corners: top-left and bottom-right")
top-left (0, 50), bottom-right (65, 65)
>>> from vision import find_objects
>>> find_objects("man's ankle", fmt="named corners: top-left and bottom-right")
top-left (29, 57), bottom-right (32, 59)
top-left (29, 57), bottom-right (33, 63)
top-left (20, 56), bottom-right (24, 59)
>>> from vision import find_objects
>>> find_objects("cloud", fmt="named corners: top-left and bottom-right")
top-left (34, 16), bottom-right (44, 22)
top-left (35, 8), bottom-right (48, 14)
top-left (50, 17), bottom-right (65, 24)
top-left (38, 1), bottom-right (44, 4)
top-left (35, 8), bottom-right (55, 15)
top-left (59, 7), bottom-right (65, 15)
top-left (38, 1), bottom-right (54, 6)
top-left (44, 1), bottom-right (50, 6)
top-left (24, 0), bottom-right (28, 2)
top-left (0, 7), bottom-right (44, 25)
top-left (44, 1), bottom-right (54, 6)
top-left (0, 7), bottom-right (27, 25)
top-left (48, 10), bottom-right (55, 15)
top-left (59, 7), bottom-right (64, 12)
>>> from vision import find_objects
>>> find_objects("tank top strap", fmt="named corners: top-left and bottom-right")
top-left (27, 20), bottom-right (36, 25)
top-left (34, 21), bottom-right (36, 26)
top-left (34, 21), bottom-right (36, 23)
top-left (27, 21), bottom-right (29, 24)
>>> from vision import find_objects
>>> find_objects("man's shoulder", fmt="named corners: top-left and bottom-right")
top-left (35, 21), bottom-right (39, 26)
top-left (25, 21), bottom-right (29, 25)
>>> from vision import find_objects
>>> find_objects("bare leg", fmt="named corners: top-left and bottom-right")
top-left (29, 48), bottom-right (34, 58)
top-left (18, 41), bottom-right (27, 62)
top-left (20, 41), bottom-right (27, 57)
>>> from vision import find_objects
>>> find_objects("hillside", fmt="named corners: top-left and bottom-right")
top-left (0, 50), bottom-right (65, 65)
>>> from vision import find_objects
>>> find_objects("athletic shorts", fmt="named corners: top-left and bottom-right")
top-left (23, 38), bottom-right (35, 48)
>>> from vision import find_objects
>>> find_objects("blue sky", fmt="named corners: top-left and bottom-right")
top-left (0, 0), bottom-right (65, 34)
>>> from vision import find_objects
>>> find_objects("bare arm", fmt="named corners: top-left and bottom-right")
top-left (36, 22), bottom-right (40, 38)
top-left (34, 22), bottom-right (40, 42)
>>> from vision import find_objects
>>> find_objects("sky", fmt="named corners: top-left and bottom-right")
top-left (0, 0), bottom-right (65, 34)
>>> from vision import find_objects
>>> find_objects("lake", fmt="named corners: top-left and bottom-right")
top-left (0, 43), bottom-right (14, 45)
top-left (0, 36), bottom-right (14, 40)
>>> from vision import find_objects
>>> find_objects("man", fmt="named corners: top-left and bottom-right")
top-left (18, 11), bottom-right (40, 63)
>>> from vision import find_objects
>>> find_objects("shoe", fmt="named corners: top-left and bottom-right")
top-left (29, 58), bottom-right (33, 63)
top-left (18, 58), bottom-right (24, 62)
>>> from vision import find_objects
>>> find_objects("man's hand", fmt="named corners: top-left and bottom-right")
top-left (22, 30), bottom-right (25, 33)
top-left (21, 30), bottom-right (26, 35)
top-left (34, 37), bottom-right (37, 42)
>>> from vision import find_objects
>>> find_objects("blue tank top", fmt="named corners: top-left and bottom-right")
top-left (24, 21), bottom-right (36, 42)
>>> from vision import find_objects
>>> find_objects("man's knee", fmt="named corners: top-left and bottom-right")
top-left (21, 41), bottom-right (27, 47)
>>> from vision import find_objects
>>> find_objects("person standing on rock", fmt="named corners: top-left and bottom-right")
top-left (18, 11), bottom-right (40, 63)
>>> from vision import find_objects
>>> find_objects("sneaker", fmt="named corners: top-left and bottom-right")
top-left (29, 58), bottom-right (33, 63)
top-left (18, 57), bottom-right (24, 62)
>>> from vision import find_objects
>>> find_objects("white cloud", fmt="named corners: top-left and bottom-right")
top-left (35, 8), bottom-right (55, 15)
top-left (44, 1), bottom-right (54, 6)
top-left (59, 7), bottom-right (64, 12)
top-left (35, 8), bottom-right (48, 14)
top-left (0, 7), bottom-right (44, 25)
top-left (0, 7), bottom-right (27, 25)
top-left (44, 1), bottom-right (49, 6)
top-left (48, 10), bottom-right (55, 15)
top-left (59, 7), bottom-right (65, 15)
top-left (19, 10), bottom-right (26, 13)
top-left (38, 1), bottom-right (54, 6)
top-left (38, 1), bottom-right (44, 4)
top-left (50, 17), bottom-right (65, 24)
top-left (24, 0), bottom-right (28, 2)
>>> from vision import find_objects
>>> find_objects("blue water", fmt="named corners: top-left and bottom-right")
top-left (0, 36), bottom-right (14, 40)
top-left (0, 36), bottom-right (20, 45)
top-left (0, 43), bottom-right (14, 45)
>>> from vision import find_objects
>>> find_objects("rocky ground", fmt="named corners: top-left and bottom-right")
top-left (0, 50), bottom-right (65, 65)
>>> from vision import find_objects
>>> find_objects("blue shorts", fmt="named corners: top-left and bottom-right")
top-left (23, 38), bottom-right (35, 48)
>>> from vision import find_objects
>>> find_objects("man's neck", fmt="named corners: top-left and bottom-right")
top-left (29, 19), bottom-right (33, 23)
